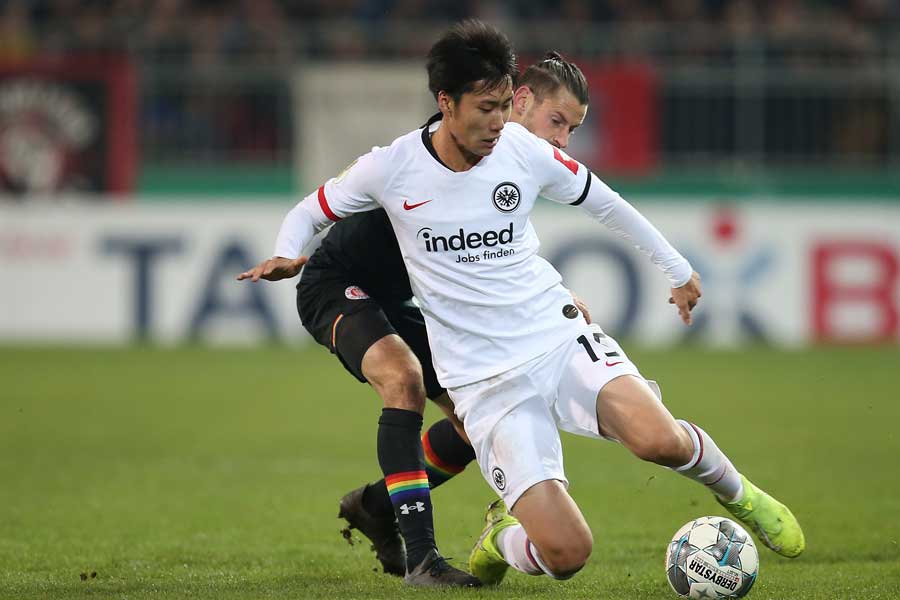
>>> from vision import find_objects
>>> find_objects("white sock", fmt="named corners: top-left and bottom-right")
top-left (495, 524), bottom-right (544, 576)
top-left (675, 420), bottom-right (744, 502)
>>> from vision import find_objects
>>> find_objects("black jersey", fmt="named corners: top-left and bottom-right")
top-left (299, 208), bottom-right (412, 303)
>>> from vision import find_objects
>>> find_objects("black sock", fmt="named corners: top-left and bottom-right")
top-left (377, 408), bottom-right (435, 570)
top-left (422, 418), bottom-right (476, 488)
top-left (361, 480), bottom-right (393, 518)
top-left (363, 417), bottom-right (475, 518)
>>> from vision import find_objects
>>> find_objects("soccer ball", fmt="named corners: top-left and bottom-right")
top-left (665, 516), bottom-right (758, 599)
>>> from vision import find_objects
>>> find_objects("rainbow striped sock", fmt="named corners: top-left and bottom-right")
top-left (423, 431), bottom-right (466, 487)
top-left (377, 408), bottom-right (435, 569)
top-left (385, 470), bottom-right (430, 506)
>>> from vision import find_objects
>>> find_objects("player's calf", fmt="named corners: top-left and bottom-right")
top-left (361, 334), bottom-right (428, 413)
top-left (368, 367), bottom-right (427, 413)
top-left (597, 375), bottom-right (694, 468)
top-left (627, 422), bottom-right (694, 468)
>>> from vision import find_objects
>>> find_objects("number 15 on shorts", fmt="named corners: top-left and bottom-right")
top-left (576, 329), bottom-right (625, 368)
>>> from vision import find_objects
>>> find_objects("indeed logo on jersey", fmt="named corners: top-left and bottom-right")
top-left (416, 223), bottom-right (515, 263)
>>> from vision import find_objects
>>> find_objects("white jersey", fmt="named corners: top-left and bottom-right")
top-left (276, 118), bottom-right (692, 388)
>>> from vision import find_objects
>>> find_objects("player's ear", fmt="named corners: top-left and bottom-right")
top-left (513, 85), bottom-right (533, 116)
top-left (437, 91), bottom-right (454, 117)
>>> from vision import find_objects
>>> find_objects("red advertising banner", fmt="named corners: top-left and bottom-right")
top-left (520, 58), bottom-right (658, 175)
top-left (586, 63), bottom-right (658, 173)
top-left (0, 56), bottom-right (137, 196)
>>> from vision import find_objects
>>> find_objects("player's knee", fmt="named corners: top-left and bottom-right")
top-left (538, 531), bottom-right (593, 576)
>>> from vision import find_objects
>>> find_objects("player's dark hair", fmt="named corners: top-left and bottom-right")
top-left (426, 19), bottom-right (518, 102)
top-left (519, 51), bottom-right (589, 106)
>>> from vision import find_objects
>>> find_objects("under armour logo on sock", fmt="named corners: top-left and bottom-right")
top-left (399, 502), bottom-right (426, 514)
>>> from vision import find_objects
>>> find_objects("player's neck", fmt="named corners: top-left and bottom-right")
top-left (431, 126), bottom-right (481, 172)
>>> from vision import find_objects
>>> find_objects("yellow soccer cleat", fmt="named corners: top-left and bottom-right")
top-left (718, 475), bottom-right (806, 558)
top-left (468, 499), bottom-right (518, 585)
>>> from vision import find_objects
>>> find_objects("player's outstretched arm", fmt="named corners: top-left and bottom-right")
top-left (530, 139), bottom-right (695, 324)
top-left (237, 149), bottom-right (384, 284)
top-left (575, 179), bottom-right (698, 324)
top-left (668, 271), bottom-right (702, 325)
top-left (237, 256), bottom-right (308, 283)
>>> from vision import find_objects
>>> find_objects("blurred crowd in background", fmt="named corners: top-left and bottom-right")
top-left (0, 0), bottom-right (896, 193)
top-left (0, 0), bottom-right (897, 64)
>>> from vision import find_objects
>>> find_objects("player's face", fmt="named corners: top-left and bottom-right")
top-left (515, 86), bottom-right (587, 149)
top-left (441, 79), bottom-right (513, 157)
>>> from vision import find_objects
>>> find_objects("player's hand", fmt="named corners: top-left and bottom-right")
top-left (668, 271), bottom-right (702, 326)
top-left (236, 256), bottom-right (308, 282)
top-left (571, 292), bottom-right (592, 324)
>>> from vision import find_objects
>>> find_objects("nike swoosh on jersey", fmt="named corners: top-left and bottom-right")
top-left (403, 199), bottom-right (433, 210)
top-left (605, 360), bottom-right (624, 367)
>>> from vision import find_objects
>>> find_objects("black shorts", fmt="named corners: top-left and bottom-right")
top-left (296, 276), bottom-right (444, 400)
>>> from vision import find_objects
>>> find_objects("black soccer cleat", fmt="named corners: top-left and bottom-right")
top-left (338, 485), bottom-right (406, 576)
top-left (404, 548), bottom-right (483, 587)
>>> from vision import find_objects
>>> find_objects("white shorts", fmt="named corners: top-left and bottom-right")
top-left (448, 323), bottom-right (644, 507)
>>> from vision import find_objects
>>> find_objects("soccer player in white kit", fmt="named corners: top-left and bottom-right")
top-left (240, 20), bottom-right (805, 585)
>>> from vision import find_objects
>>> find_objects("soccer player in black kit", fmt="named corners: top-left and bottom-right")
top-left (293, 53), bottom-right (593, 586)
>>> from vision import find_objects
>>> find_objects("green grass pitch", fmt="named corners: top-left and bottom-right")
top-left (1, 345), bottom-right (898, 599)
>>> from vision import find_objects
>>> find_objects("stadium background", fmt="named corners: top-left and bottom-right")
top-left (1, 2), bottom-right (898, 599)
